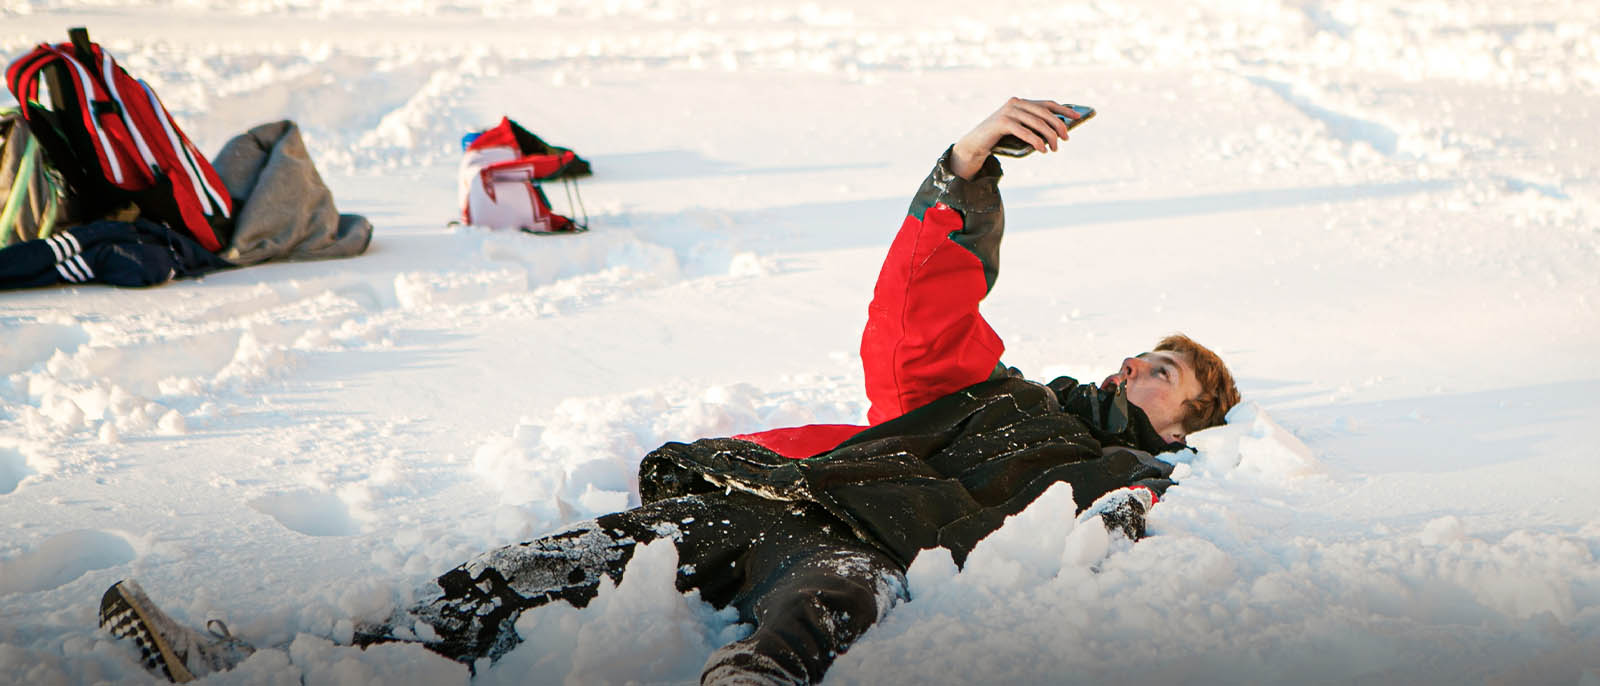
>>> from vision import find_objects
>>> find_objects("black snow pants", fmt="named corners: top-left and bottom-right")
top-left (365, 492), bottom-right (907, 685)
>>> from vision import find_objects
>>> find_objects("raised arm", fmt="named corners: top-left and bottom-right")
top-left (860, 99), bottom-right (1082, 425)
top-left (950, 97), bottom-right (1081, 179)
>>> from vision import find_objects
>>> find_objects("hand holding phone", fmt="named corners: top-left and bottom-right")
top-left (991, 104), bottom-right (1096, 157)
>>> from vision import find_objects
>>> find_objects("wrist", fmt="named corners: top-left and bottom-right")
top-left (949, 140), bottom-right (990, 180)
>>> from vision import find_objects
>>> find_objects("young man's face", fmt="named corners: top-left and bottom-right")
top-left (1100, 350), bottom-right (1202, 444)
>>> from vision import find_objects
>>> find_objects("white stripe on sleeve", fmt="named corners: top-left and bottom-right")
top-left (56, 255), bottom-right (89, 282)
top-left (46, 234), bottom-right (69, 261)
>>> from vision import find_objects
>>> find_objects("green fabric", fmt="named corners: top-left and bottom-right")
top-left (0, 130), bottom-right (40, 247)
top-left (1, 106), bottom-right (67, 246)
top-left (37, 184), bottom-right (59, 239)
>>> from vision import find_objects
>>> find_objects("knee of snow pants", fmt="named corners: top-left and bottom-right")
top-left (390, 493), bottom-right (788, 664)
top-left (703, 546), bottom-right (907, 685)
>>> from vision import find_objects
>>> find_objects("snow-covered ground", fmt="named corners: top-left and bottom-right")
top-left (2, 0), bottom-right (1597, 683)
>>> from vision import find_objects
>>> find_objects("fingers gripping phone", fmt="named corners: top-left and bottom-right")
top-left (991, 104), bottom-right (1096, 157)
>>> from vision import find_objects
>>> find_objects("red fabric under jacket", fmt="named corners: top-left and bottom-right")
top-left (734, 149), bottom-right (1009, 458)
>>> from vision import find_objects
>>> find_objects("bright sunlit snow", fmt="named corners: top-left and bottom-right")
top-left (2, 1), bottom-right (1597, 684)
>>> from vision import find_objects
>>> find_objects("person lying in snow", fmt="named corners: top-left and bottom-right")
top-left (97, 97), bottom-right (1240, 685)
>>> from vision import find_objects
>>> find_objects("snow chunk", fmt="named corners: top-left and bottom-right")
top-left (1419, 515), bottom-right (1466, 545)
top-left (98, 421), bottom-right (120, 444)
top-left (156, 409), bottom-right (188, 436)
top-left (577, 484), bottom-right (629, 514)
top-left (484, 539), bottom-right (742, 685)
top-left (1186, 400), bottom-right (1321, 478)
top-left (961, 482), bottom-right (1079, 588)
top-left (39, 393), bottom-right (85, 430)
top-left (215, 331), bottom-right (296, 386)
top-left (288, 634), bottom-right (465, 686)
top-left (727, 252), bottom-right (775, 277)
top-left (1060, 515), bottom-right (1112, 569)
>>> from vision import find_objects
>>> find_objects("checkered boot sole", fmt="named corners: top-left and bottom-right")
top-left (99, 579), bottom-right (254, 683)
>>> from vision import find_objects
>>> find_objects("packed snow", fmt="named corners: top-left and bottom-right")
top-left (2, 0), bottom-right (1597, 684)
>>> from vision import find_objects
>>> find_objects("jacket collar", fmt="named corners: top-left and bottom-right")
top-left (1046, 376), bottom-right (1190, 455)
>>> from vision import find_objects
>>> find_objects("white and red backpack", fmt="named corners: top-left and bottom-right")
top-left (458, 117), bottom-right (590, 234)
top-left (5, 27), bottom-right (233, 252)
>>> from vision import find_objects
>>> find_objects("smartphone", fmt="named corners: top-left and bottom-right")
top-left (991, 104), bottom-right (1096, 157)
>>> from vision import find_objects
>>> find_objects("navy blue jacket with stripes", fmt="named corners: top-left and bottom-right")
top-left (0, 218), bottom-right (231, 290)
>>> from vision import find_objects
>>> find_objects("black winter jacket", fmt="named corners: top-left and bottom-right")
top-left (640, 374), bottom-right (1181, 568)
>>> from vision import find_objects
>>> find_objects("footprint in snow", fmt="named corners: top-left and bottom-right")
top-left (1, 447), bottom-right (35, 495)
top-left (0, 530), bottom-right (137, 595)
top-left (248, 491), bottom-right (361, 537)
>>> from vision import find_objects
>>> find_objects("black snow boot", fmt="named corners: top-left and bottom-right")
top-left (98, 579), bottom-right (255, 682)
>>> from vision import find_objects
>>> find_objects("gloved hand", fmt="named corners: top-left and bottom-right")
top-left (1078, 485), bottom-right (1158, 541)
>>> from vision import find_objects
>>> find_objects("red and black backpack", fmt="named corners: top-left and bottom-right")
top-left (5, 27), bottom-right (233, 251)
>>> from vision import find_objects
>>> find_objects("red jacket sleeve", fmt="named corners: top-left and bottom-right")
top-left (860, 148), bottom-right (1008, 425)
top-left (735, 149), bottom-right (1008, 458)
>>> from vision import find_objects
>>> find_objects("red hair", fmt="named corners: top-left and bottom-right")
top-left (1155, 333), bottom-right (1239, 432)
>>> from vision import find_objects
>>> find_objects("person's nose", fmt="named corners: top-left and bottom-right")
top-left (1122, 357), bottom-right (1149, 379)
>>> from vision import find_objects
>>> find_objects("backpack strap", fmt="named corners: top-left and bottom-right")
top-left (5, 45), bottom-right (60, 107)
top-left (34, 45), bottom-right (131, 186)
top-left (7, 47), bottom-right (90, 203)
top-left (68, 27), bottom-right (95, 64)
